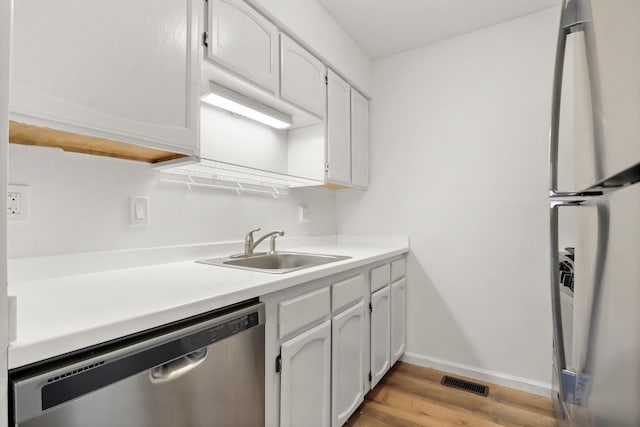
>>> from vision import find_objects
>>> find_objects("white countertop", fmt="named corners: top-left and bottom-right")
top-left (8, 236), bottom-right (409, 369)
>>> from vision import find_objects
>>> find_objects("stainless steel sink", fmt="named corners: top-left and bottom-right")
top-left (197, 252), bottom-right (351, 274)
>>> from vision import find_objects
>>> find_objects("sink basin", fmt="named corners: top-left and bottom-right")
top-left (197, 252), bottom-right (351, 274)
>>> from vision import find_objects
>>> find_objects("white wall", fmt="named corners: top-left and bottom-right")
top-left (200, 104), bottom-right (289, 174)
top-left (248, 0), bottom-right (373, 96)
top-left (337, 8), bottom-right (564, 390)
top-left (1, 0), bottom-right (10, 423)
top-left (8, 144), bottom-right (337, 258)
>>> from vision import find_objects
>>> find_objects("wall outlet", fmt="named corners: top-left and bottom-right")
top-left (129, 196), bottom-right (150, 227)
top-left (8, 184), bottom-right (29, 222)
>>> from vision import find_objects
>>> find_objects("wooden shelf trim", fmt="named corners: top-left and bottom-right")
top-left (8, 121), bottom-right (186, 163)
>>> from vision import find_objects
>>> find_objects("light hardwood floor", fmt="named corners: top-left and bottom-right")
top-left (346, 362), bottom-right (557, 427)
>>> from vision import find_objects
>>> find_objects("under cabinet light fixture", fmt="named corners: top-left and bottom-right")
top-left (201, 82), bottom-right (293, 129)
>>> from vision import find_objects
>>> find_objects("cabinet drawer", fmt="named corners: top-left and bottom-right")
top-left (279, 287), bottom-right (330, 339)
top-left (370, 264), bottom-right (390, 293)
top-left (332, 274), bottom-right (365, 313)
top-left (391, 258), bottom-right (406, 282)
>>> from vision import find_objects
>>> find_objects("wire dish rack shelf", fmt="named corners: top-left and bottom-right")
top-left (153, 156), bottom-right (324, 198)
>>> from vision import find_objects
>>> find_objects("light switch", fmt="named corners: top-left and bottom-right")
top-left (298, 204), bottom-right (310, 223)
top-left (129, 196), bottom-right (150, 227)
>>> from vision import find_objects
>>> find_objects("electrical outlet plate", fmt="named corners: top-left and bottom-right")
top-left (8, 184), bottom-right (29, 222)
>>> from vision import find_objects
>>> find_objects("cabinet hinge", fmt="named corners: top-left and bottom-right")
top-left (325, 75), bottom-right (328, 85)
top-left (369, 303), bottom-right (373, 313)
top-left (325, 163), bottom-right (329, 172)
top-left (202, 32), bottom-right (209, 47)
top-left (275, 354), bottom-right (282, 373)
top-left (368, 371), bottom-right (372, 382)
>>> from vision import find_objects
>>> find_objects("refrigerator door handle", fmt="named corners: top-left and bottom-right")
top-left (549, 0), bottom-right (591, 198)
top-left (551, 199), bottom-right (605, 407)
top-left (550, 200), bottom-right (585, 406)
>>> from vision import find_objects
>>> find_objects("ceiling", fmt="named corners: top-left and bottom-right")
top-left (318, 0), bottom-right (560, 59)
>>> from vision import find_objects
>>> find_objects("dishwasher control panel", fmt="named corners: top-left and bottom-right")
top-left (206, 312), bottom-right (259, 344)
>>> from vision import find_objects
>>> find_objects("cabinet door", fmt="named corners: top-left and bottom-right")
top-left (208, 0), bottom-right (279, 93)
top-left (326, 69), bottom-right (351, 185)
top-left (280, 34), bottom-right (326, 118)
top-left (370, 285), bottom-right (391, 388)
top-left (350, 89), bottom-right (369, 188)
top-left (391, 278), bottom-right (407, 365)
top-left (280, 320), bottom-right (331, 427)
top-left (332, 302), bottom-right (366, 427)
top-left (10, 0), bottom-right (200, 154)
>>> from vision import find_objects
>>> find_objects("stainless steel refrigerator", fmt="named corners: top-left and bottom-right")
top-left (549, 0), bottom-right (640, 426)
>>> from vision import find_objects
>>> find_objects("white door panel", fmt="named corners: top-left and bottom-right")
top-left (370, 285), bottom-right (390, 388)
top-left (391, 279), bottom-right (406, 365)
top-left (327, 69), bottom-right (351, 185)
top-left (280, 34), bottom-right (326, 117)
top-left (350, 89), bottom-right (369, 188)
top-left (10, 0), bottom-right (199, 153)
top-left (280, 320), bottom-right (331, 427)
top-left (332, 302), bottom-right (366, 427)
top-left (208, 0), bottom-right (279, 93)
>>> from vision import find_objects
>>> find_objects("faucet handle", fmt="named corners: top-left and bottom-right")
top-left (245, 228), bottom-right (261, 242)
top-left (244, 228), bottom-right (261, 256)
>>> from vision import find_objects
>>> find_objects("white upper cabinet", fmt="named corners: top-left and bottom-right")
top-left (280, 320), bottom-right (332, 427)
top-left (207, 0), bottom-right (279, 93)
top-left (326, 69), bottom-right (352, 186)
top-left (280, 34), bottom-right (326, 118)
top-left (10, 0), bottom-right (200, 154)
top-left (332, 301), bottom-right (366, 427)
top-left (391, 278), bottom-right (407, 364)
top-left (350, 89), bottom-right (369, 188)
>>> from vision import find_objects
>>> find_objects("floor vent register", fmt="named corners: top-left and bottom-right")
top-left (441, 375), bottom-right (489, 396)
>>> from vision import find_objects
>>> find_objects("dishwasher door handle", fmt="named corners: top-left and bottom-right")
top-left (149, 348), bottom-right (208, 384)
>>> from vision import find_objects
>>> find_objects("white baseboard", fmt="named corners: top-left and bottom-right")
top-left (400, 351), bottom-right (552, 397)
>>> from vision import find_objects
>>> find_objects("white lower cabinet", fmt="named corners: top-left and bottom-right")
top-left (280, 320), bottom-right (331, 427)
top-left (370, 285), bottom-right (391, 388)
top-left (391, 278), bottom-right (407, 364)
top-left (267, 256), bottom-right (407, 427)
top-left (332, 301), bottom-right (366, 427)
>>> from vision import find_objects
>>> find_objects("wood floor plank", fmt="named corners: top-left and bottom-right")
top-left (347, 362), bottom-right (557, 427)
top-left (395, 363), bottom-right (555, 418)
top-left (346, 400), bottom-right (426, 427)
top-left (386, 369), bottom-right (555, 426)
top-left (368, 386), bottom-right (503, 427)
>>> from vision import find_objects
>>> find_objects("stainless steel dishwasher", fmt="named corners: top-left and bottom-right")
top-left (10, 300), bottom-right (265, 427)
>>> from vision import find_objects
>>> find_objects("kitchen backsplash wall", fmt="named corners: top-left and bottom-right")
top-left (336, 7), bottom-right (568, 392)
top-left (8, 144), bottom-right (337, 258)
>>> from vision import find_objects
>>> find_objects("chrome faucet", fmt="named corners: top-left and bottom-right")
top-left (244, 228), bottom-right (285, 256)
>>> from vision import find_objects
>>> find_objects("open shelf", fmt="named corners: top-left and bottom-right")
top-left (153, 156), bottom-right (325, 197)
